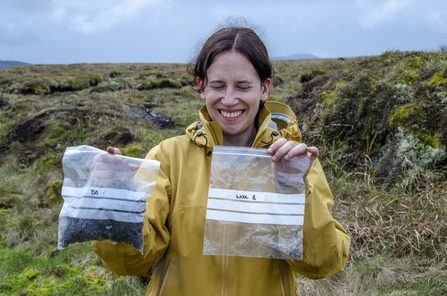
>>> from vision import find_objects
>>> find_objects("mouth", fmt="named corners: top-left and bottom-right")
top-left (220, 110), bottom-right (243, 118)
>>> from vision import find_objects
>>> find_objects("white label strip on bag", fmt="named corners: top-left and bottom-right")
top-left (213, 151), bottom-right (271, 158)
top-left (207, 199), bottom-right (304, 215)
top-left (208, 188), bottom-right (305, 204)
top-left (62, 196), bottom-right (146, 213)
top-left (60, 186), bottom-right (149, 223)
top-left (206, 209), bottom-right (303, 225)
top-left (62, 186), bottom-right (149, 201)
top-left (206, 188), bottom-right (305, 225)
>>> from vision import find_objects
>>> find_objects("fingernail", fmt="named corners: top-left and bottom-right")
top-left (284, 154), bottom-right (289, 160)
top-left (272, 156), bottom-right (277, 162)
top-left (267, 148), bottom-right (272, 154)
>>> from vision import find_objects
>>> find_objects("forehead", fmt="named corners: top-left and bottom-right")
top-left (207, 51), bottom-right (259, 81)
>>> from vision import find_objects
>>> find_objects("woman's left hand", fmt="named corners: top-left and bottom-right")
top-left (267, 138), bottom-right (319, 181)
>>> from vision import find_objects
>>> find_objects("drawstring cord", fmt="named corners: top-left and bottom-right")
top-left (194, 131), bottom-right (208, 148)
top-left (261, 131), bottom-right (279, 145)
top-left (194, 131), bottom-right (212, 156)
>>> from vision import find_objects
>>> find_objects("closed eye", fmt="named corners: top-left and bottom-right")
top-left (237, 85), bottom-right (252, 91)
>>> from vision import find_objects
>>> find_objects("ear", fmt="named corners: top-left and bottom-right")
top-left (260, 78), bottom-right (271, 102)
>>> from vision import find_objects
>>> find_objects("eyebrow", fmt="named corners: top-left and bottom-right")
top-left (208, 79), bottom-right (254, 84)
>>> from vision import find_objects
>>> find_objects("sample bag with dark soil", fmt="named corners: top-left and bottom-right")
top-left (58, 145), bottom-right (160, 255)
top-left (203, 146), bottom-right (309, 260)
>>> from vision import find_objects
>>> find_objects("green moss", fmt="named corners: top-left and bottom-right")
top-left (39, 121), bottom-right (69, 149)
top-left (6, 83), bottom-right (28, 94)
top-left (428, 72), bottom-right (447, 86)
top-left (311, 69), bottom-right (325, 76)
top-left (397, 69), bottom-right (419, 84)
top-left (88, 75), bottom-right (103, 86)
top-left (388, 103), bottom-right (418, 127)
top-left (121, 143), bottom-right (145, 158)
top-left (334, 79), bottom-right (345, 90)
top-left (320, 91), bottom-right (337, 105)
top-left (0, 255), bottom-right (114, 296)
top-left (68, 95), bottom-right (78, 101)
top-left (10, 141), bottom-right (23, 151)
top-left (41, 176), bottom-right (63, 206)
top-left (168, 79), bottom-right (182, 89)
top-left (358, 97), bottom-right (370, 115)
top-left (136, 80), bottom-right (161, 90)
top-left (416, 133), bottom-right (443, 149)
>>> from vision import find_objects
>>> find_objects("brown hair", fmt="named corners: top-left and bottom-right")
top-left (188, 26), bottom-right (273, 93)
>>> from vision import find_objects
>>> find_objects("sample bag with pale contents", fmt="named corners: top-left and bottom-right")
top-left (203, 146), bottom-right (309, 260)
top-left (58, 145), bottom-right (160, 255)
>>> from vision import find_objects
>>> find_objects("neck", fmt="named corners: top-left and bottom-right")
top-left (222, 125), bottom-right (257, 147)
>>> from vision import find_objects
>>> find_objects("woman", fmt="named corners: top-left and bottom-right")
top-left (92, 26), bottom-right (350, 296)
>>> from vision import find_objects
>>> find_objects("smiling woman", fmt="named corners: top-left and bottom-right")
top-left (92, 23), bottom-right (350, 296)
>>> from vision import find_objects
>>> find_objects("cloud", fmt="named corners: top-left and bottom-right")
top-left (357, 0), bottom-right (412, 29)
top-left (3, 0), bottom-right (52, 12)
top-left (0, 22), bottom-right (40, 45)
top-left (51, 0), bottom-right (164, 34)
top-left (429, 11), bottom-right (447, 34)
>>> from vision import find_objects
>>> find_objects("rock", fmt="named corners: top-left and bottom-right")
top-left (0, 90), bottom-right (10, 108)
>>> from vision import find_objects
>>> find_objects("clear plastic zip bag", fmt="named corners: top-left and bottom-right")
top-left (203, 146), bottom-right (309, 260)
top-left (58, 145), bottom-right (160, 255)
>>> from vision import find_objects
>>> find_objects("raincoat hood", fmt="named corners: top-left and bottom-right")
top-left (187, 101), bottom-right (302, 150)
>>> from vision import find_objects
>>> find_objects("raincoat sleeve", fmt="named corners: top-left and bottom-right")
top-left (92, 145), bottom-right (171, 276)
top-left (286, 158), bottom-right (350, 279)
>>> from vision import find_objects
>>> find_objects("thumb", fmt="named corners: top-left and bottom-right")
top-left (107, 146), bottom-right (122, 155)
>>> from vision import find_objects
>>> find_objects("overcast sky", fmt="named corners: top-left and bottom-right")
top-left (1, 0), bottom-right (447, 64)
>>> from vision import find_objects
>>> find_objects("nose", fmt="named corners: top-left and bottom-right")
top-left (221, 87), bottom-right (238, 107)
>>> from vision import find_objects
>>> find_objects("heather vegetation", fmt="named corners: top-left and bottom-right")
top-left (0, 48), bottom-right (446, 295)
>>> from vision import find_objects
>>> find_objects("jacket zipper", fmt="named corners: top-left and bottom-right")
top-left (221, 223), bottom-right (229, 296)
top-left (278, 266), bottom-right (286, 296)
top-left (206, 122), bottom-right (219, 146)
top-left (158, 260), bottom-right (172, 296)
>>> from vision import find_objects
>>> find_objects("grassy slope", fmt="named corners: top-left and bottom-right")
top-left (0, 51), bottom-right (446, 295)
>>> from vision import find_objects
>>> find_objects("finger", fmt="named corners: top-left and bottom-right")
top-left (302, 147), bottom-right (319, 180)
top-left (272, 141), bottom-right (302, 162)
top-left (127, 163), bottom-right (138, 171)
top-left (282, 143), bottom-right (309, 161)
top-left (267, 138), bottom-right (287, 155)
top-left (307, 146), bottom-right (319, 158)
top-left (93, 152), bottom-right (128, 164)
top-left (107, 146), bottom-right (122, 155)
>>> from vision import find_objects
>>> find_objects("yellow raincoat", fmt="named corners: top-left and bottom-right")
top-left (92, 102), bottom-right (350, 296)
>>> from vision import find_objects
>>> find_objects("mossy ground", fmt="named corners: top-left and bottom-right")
top-left (0, 52), bottom-right (446, 295)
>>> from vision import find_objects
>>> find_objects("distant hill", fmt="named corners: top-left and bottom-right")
top-left (0, 60), bottom-right (30, 70)
top-left (270, 53), bottom-right (318, 61)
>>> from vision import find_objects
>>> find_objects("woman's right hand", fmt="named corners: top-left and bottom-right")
top-left (89, 146), bottom-right (138, 187)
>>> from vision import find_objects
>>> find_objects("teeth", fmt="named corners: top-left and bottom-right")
top-left (221, 111), bottom-right (242, 118)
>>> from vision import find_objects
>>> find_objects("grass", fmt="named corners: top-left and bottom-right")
top-left (0, 50), bottom-right (446, 295)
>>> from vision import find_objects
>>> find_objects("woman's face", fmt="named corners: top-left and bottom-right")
top-left (200, 51), bottom-right (271, 145)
